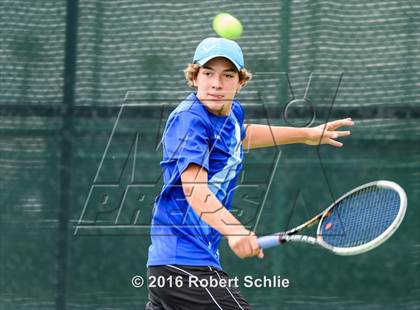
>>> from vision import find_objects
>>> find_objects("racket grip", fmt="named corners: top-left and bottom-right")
top-left (257, 235), bottom-right (282, 249)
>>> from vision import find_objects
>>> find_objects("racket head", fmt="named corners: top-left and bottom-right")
top-left (316, 180), bottom-right (407, 255)
top-left (317, 180), bottom-right (407, 255)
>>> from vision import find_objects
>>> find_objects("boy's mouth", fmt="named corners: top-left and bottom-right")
top-left (208, 93), bottom-right (224, 100)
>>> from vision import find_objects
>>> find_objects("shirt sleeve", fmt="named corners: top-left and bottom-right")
top-left (233, 100), bottom-right (247, 141)
top-left (240, 122), bottom-right (246, 141)
top-left (163, 111), bottom-right (210, 175)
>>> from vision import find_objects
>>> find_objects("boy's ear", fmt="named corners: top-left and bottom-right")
top-left (236, 83), bottom-right (243, 94)
top-left (192, 70), bottom-right (199, 87)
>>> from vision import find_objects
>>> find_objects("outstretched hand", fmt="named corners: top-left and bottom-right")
top-left (305, 118), bottom-right (354, 147)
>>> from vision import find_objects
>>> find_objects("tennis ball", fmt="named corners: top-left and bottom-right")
top-left (212, 13), bottom-right (243, 40)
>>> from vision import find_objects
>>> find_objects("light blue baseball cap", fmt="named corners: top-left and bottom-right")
top-left (193, 37), bottom-right (244, 71)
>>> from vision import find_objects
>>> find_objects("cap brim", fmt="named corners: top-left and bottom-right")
top-left (196, 55), bottom-right (242, 71)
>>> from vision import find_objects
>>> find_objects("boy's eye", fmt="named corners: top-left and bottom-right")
top-left (225, 74), bottom-right (234, 78)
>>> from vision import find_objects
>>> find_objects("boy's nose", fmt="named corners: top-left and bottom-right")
top-left (211, 76), bottom-right (223, 89)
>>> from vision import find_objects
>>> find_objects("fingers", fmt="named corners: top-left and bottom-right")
top-left (324, 131), bottom-right (345, 147)
top-left (327, 118), bottom-right (354, 130)
top-left (320, 120), bottom-right (352, 147)
top-left (234, 240), bottom-right (252, 259)
top-left (314, 130), bottom-right (349, 147)
top-left (326, 138), bottom-right (343, 147)
top-left (329, 130), bottom-right (351, 139)
top-left (228, 233), bottom-right (264, 259)
top-left (251, 238), bottom-right (261, 258)
top-left (240, 232), bottom-right (261, 259)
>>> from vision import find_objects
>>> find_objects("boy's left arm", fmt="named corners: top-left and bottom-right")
top-left (242, 118), bottom-right (354, 149)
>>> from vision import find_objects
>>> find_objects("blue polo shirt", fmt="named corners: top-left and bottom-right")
top-left (147, 92), bottom-right (246, 269)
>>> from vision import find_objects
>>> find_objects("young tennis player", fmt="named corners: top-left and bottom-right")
top-left (146, 37), bottom-right (354, 309)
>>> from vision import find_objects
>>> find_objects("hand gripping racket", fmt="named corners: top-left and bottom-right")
top-left (257, 180), bottom-right (407, 255)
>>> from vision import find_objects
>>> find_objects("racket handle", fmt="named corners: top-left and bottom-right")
top-left (257, 235), bottom-right (282, 249)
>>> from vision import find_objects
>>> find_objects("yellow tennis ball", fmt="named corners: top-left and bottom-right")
top-left (212, 13), bottom-right (243, 40)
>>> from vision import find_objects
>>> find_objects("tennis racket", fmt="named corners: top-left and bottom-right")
top-left (257, 180), bottom-right (407, 255)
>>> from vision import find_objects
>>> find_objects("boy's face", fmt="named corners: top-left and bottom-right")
top-left (193, 57), bottom-right (242, 116)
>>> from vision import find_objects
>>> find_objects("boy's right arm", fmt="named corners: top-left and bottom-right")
top-left (181, 163), bottom-right (263, 259)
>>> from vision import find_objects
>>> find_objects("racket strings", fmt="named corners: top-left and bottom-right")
top-left (319, 186), bottom-right (400, 248)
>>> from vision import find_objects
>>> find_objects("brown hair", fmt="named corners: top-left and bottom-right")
top-left (184, 63), bottom-right (252, 89)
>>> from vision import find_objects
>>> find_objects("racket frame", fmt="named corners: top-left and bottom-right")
top-left (316, 180), bottom-right (407, 255)
top-left (257, 180), bottom-right (407, 255)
